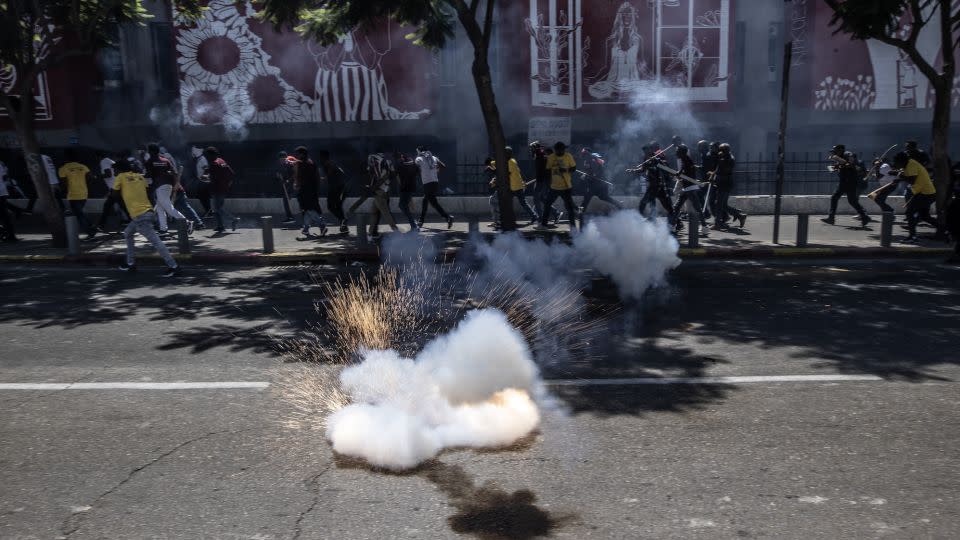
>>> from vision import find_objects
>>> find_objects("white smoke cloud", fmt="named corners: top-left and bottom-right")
top-left (574, 210), bottom-right (681, 300)
top-left (326, 309), bottom-right (541, 470)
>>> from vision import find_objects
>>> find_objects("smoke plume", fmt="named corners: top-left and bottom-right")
top-left (326, 309), bottom-right (541, 470)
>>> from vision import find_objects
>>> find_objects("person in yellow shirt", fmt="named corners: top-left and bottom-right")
top-left (491, 146), bottom-right (539, 224)
top-left (895, 151), bottom-right (942, 243)
top-left (112, 156), bottom-right (180, 276)
top-left (58, 149), bottom-right (96, 238)
top-left (537, 141), bottom-right (578, 231)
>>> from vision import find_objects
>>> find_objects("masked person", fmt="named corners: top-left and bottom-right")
top-left (822, 144), bottom-right (871, 227)
top-left (578, 148), bottom-right (620, 222)
top-left (634, 142), bottom-right (675, 226)
top-left (712, 143), bottom-right (747, 229)
top-left (537, 142), bottom-right (578, 231)
top-left (416, 146), bottom-right (454, 229)
top-left (318, 150), bottom-right (349, 232)
top-left (670, 145), bottom-right (710, 236)
top-left (292, 146), bottom-right (328, 239)
top-left (529, 141), bottom-right (561, 224)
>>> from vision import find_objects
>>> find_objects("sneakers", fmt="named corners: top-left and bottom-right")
top-left (232, 217), bottom-right (240, 231)
top-left (447, 216), bottom-right (455, 229)
top-left (820, 216), bottom-right (835, 225)
top-left (162, 266), bottom-right (181, 278)
top-left (700, 225), bottom-right (710, 236)
top-left (118, 262), bottom-right (137, 272)
top-left (187, 220), bottom-right (195, 235)
top-left (738, 214), bottom-right (748, 228)
top-left (416, 221), bottom-right (425, 229)
top-left (860, 215), bottom-right (872, 226)
top-left (319, 225), bottom-right (328, 237)
top-left (283, 217), bottom-right (297, 224)
top-left (339, 220), bottom-right (349, 234)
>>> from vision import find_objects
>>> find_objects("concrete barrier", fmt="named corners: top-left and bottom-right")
top-left (12, 195), bottom-right (904, 219)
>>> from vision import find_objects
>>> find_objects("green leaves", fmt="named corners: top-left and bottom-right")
top-left (255, 0), bottom-right (455, 49)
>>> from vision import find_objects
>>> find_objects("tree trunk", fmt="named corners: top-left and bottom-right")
top-left (930, 77), bottom-right (952, 222)
top-left (1, 98), bottom-right (66, 247)
top-left (469, 53), bottom-right (516, 231)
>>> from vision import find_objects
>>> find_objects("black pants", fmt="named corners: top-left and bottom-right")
top-left (540, 188), bottom-right (577, 228)
top-left (512, 189), bottom-right (539, 221)
top-left (905, 193), bottom-right (939, 237)
top-left (533, 181), bottom-right (559, 221)
top-left (398, 191), bottom-right (417, 228)
top-left (829, 181), bottom-right (867, 218)
top-left (581, 180), bottom-right (620, 212)
top-left (0, 196), bottom-right (15, 239)
top-left (638, 185), bottom-right (674, 223)
top-left (327, 183), bottom-right (347, 222)
top-left (419, 182), bottom-right (450, 222)
top-left (673, 189), bottom-right (708, 227)
top-left (197, 183), bottom-right (212, 214)
top-left (281, 181), bottom-right (295, 220)
top-left (870, 182), bottom-right (898, 213)
top-left (67, 199), bottom-right (94, 233)
top-left (97, 191), bottom-right (129, 228)
top-left (715, 189), bottom-right (745, 224)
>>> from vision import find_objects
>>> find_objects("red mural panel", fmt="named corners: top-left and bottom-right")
top-left (175, 0), bottom-right (433, 126)
top-left (799, 0), bottom-right (960, 111)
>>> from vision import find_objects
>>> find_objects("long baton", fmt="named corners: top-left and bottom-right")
top-left (702, 182), bottom-right (713, 214)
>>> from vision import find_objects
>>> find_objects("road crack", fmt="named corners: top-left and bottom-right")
top-left (59, 428), bottom-right (247, 538)
top-left (291, 466), bottom-right (331, 540)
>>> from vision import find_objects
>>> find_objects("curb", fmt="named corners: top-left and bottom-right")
top-left (0, 246), bottom-right (953, 266)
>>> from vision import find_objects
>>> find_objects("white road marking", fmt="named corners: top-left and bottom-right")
top-left (0, 382), bottom-right (270, 390)
top-left (545, 374), bottom-right (884, 386)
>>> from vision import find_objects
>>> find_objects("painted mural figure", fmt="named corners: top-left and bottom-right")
top-left (311, 31), bottom-right (429, 122)
top-left (588, 2), bottom-right (649, 100)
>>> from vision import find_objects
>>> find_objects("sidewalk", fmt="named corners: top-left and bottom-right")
top-left (0, 214), bottom-right (953, 265)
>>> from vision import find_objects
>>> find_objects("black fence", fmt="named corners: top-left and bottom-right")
top-left (451, 152), bottom-right (846, 197)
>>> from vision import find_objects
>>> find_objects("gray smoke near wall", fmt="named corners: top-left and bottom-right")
top-left (148, 101), bottom-right (185, 147)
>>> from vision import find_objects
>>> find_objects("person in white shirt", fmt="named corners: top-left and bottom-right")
top-left (867, 160), bottom-right (901, 213)
top-left (95, 151), bottom-right (129, 230)
top-left (415, 146), bottom-right (454, 228)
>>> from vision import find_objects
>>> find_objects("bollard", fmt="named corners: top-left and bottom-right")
top-left (796, 213), bottom-right (809, 247)
top-left (880, 211), bottom-right (894, 247)
top-left (177, 219), bottom-right (191, 254)
top-left (356, 217), bottom-right (368, 248)
top-left (687, 211), bottom-right (699, 248)
top-left (260, 216), bottom-right (274, 254)
top-left (468, 216), bottom-right (479, 234)
top-left (65, 214), bottom-right (80, 255)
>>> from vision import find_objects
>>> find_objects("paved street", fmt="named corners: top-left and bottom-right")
top-left (1, 260), bottom-right (959, 539)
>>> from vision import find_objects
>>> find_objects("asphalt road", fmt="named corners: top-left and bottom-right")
top-left (1, 260), bottom-right (958, 539)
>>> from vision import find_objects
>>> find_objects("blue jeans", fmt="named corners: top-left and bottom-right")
top-left (174, 190), bottom-right (203, 224)
top-left (212, 195), bottom-right (236, 230)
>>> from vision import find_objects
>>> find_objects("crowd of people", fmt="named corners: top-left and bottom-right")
top-left (1, 135), bottom-right (959, 263)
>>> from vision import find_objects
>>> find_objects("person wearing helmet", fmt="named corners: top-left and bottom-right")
top-left (671, 145), bottom-right (710, 236)
top-left (578, 148), bottom-right (620, 224)
top-left (635, 141), bottom-right (676, 226)
top-left (822, 144), bottom-right (871, 227)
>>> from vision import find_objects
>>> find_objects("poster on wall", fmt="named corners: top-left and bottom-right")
top-left (803, 0), bottom-right (960, 111)
top-left (174, 0), bottom-right (433, 127)
top-left (523, 0), bottom-right (733, 110)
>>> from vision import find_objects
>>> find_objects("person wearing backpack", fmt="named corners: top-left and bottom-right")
top-left (203, 147), bottom-right (240, 233)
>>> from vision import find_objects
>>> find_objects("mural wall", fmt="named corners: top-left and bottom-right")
top-left (800, 0), bottom-right (960, 111)
top-left (521, 0), bottom-right (733, 110)
top-left (174, 0), bottom-right (433, 127)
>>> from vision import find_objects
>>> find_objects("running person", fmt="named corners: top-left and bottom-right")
top-left (113, 157), bottom-right (180, 276)
top-left (416, 146), bottom-right (454, 229)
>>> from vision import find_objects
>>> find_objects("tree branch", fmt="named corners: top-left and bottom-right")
top-left (481, 0), bottom-right (495, 50)
top-left (448, 0), bottom-right (482, 47)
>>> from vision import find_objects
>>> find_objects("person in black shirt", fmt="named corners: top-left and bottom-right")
top-left (822, 144), bottom-right (871, 227)
top-left (529, 141), bottom-right (561, 224)
top-left (318, 150), bottom-right (348, 233)
top-left (634, 142), bottom-right (675, 226)
top-left (395, 152), bottom-right (420, 230)
top-left (293, 146), bottom-right (327, 238)
top-left (276, 151), bottom-right (296, 224)
top-left (670, 145), bottom-right (709, 235)
top-left (712, 143), bottom-right (747, 229)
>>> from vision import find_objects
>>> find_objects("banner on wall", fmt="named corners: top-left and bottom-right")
top-left (174, 0), bottom-right (433, 127)
top-left (522, 0), bottom-right (733, 110)
top-left (528, 116), bottom-right (572, 145)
